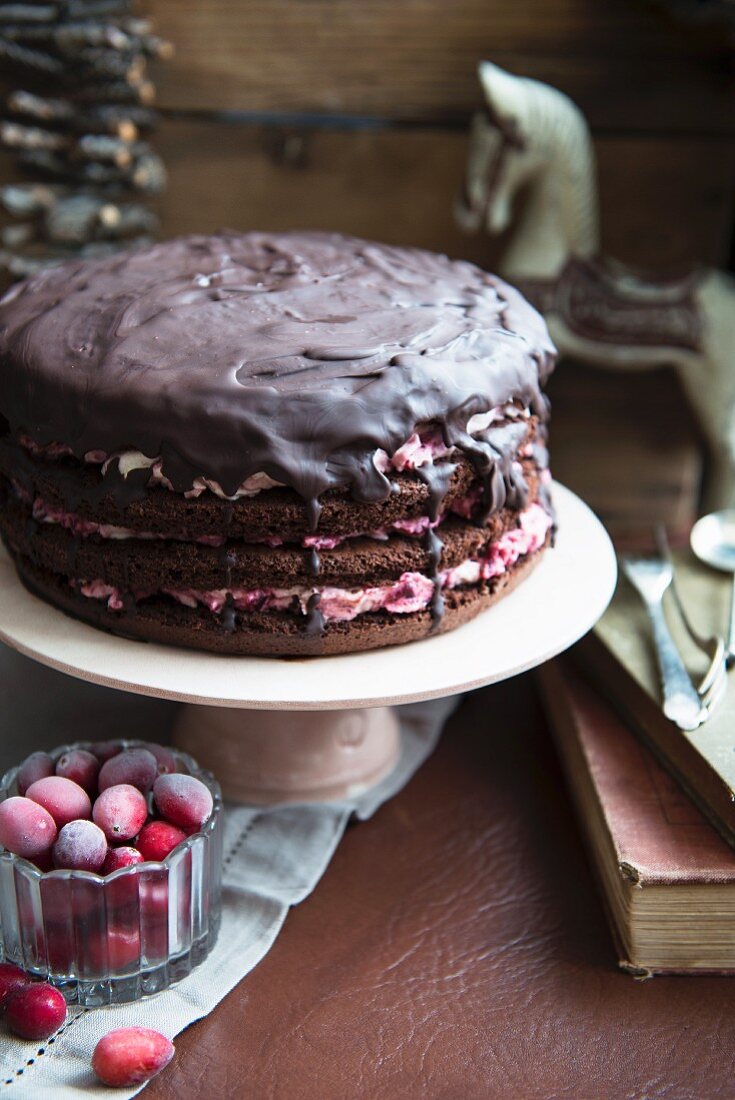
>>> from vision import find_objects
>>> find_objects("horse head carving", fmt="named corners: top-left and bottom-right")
top-left (458, 62), bottom-right (735, 511)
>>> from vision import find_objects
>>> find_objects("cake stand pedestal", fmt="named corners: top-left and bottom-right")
top-left (0, 484), bottom-right (616, 803)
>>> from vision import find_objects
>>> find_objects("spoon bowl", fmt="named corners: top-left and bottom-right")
top-left (691, 510), bottom-right (735, 573)
top-left (690, 509), bottom-right (735, 667)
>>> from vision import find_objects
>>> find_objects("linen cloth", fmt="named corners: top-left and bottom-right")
top-left (0, 643), bottom-right (455, 1097)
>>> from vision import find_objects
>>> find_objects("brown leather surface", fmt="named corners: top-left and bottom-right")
top-left (146, 675), bottom-right (735, 1099)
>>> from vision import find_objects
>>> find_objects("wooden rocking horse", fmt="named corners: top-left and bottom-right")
top-left (457, 61), bottom-right (735, 511)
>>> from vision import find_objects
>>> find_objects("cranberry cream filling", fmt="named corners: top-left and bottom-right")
top-left (73, 504), bottom-right (552, 623)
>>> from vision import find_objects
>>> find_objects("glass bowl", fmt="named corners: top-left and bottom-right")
top-left (0, 740), bottom-right (222, 1006)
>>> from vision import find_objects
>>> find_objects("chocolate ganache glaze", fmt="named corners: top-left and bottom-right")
top-left (0, 231), bottom-right (555, 528)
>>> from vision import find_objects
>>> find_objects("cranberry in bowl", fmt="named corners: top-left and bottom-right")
top-left (0, 740), bottom-right (222, 1006)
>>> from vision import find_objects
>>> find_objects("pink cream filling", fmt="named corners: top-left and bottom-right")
top-left (75, 503), bottom-right (552, 623)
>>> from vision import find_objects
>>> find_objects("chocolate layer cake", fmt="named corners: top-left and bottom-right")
top-left (0, 232), bottom-right (556, 656)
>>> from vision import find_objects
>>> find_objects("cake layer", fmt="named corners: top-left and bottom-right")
top-left (11, 539), bottom-right (549, 657)
top-left (0, 232), bottom-right (555, 520)
top-left (0, 417), bottom-right (540, 539)
top-left (1, 477), bottom-right (544, 590)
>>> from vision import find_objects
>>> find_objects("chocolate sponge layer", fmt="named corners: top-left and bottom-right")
top-left (11, 539), bottom-right (549, 658)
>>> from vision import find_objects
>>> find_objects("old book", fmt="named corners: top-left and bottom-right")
top-left (538, 659), bottom-right (735, 975)
top-left (573, 552), bottom-right (735, 848)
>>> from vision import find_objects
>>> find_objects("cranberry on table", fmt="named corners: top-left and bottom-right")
top-left (16, 751), bottom-right (54, 796)
top-left (153, 774), bottom-right (213, 830)
top-left (5, 982), bottom-right (66, 1040)
top-left (98, 749), bottom-right (158, 795)
top-left (0, 962), bottom-right (30, 1007)
top-left (102, 846), bottom-right (143, 874)
top-left (92, 1027), bottom-right (174, 1087)
top-left (52, 819), bottom-right (107, 872)
top-left (92, 784), bottom-right (148, 843)
top-left (55, 749), bottom-right (99, 795)
top-left (0, 796), bottom-right (57, 858)
top-left (137, 821), bottom-right (186, 862)
top-left (24, 776), bottom-right (91, 829)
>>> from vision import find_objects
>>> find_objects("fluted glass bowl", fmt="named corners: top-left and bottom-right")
top-left (0, 740), bottom-right (222, 1006)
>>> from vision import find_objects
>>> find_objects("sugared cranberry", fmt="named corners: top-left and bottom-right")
top-left (92, 1027), bottom-right (174, 1087)
top-left (99, 749), bottom-right (157, 795)
top-left (137, 821), bottom-right (186, 862)
top-left (0, 796), bottom-right (57, 858)
top-left (90, 741), bottom-right (122, 763)
top-left (0, 962), bottom-right (30, 1007)
top-left (55, 749), bottom-right (99, 795)
top-left (5, 982), bottom-right (66, 1040)
top-left (147, 743), bottom-right (177, 777)
top-left (153, 774), bottom-right (213, 830)
top-left (102, 846), bottom-right (143, 874)
top-left (52, 819), bottom-right (107, 872)
top-left (92, 784), bottom-right (148, 842)
top-left (24, 776), bottom-right (91, 829)
top-left (16, 751), bottom-right (54, 796)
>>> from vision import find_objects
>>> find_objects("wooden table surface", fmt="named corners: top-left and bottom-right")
top-left (145, 674), bottom-right (735, 1100)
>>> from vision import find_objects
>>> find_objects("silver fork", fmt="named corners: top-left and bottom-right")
top-left (620, 553), bottom-right (706, 730)
top-left (654, 526), bottom-right (728, 716)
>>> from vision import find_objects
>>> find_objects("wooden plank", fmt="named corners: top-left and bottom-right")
top-left (148, 0), bottom-right (733, 132)
top-left (155, 117), bottom-right (735, 270)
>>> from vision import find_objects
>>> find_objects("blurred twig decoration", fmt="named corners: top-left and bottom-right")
top-left (0, 0), bottom-right (172, 277)
top-left (457, 62), bottom-right (735, 511)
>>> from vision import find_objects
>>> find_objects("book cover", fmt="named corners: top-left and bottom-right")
top-left (538, 658), bottom-right (735, 974)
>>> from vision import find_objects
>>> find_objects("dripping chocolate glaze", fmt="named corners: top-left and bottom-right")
top-left (0, 231), bottom-right (556, 528)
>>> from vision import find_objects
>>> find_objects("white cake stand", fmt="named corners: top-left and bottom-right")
top-left (0, 483), bottom-right (616, 803)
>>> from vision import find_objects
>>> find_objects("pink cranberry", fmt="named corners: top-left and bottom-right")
top-left (153, 774), bottom-right (213, 830)
top-left (52, 819), bottom-right (107, 872)
top-left (92, 784), bottom-right (148, 842)
top-left (90, 741), bottom-right (122, 763)
top-left (0, 796), bottom-right (57, 858)
top-left (5, 983), bottom-right (66, 1040)
top-left (99, 749), bottom-right (157, 795)
top-left (24, 776), bottom-right (91, 829)
top-left (102, 846), bottom-right (143, 874)
top-left (146, 743), bottom-right (177, 777)
top-left (0, 962), bottom-right (30, 1007)
top-left (16, 751), bottom-right (54, 795)
top-left (92, 1027), bottom-right (174, 1087)
top-left (55, 749), bottom-right (99, 795)
top-left (137, 821), bottom-right (186, 862)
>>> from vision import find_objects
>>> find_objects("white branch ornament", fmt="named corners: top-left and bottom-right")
top-left (458, 61), bottom-right (735, 510)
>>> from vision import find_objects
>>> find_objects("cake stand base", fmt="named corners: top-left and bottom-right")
top-left (173, 704), bottom-right (401, 803)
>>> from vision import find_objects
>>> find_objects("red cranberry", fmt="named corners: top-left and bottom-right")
top-left (5, 982), bottom-right (66, 1040)
top-left (147, 743), bottom-right (177, 777)
top-left (52, 819), bottom-right (107, 872)
top-left (0, 796), bottom-right (57, 858)
top-left (92, 1027), bottom-right (174, 1087)
top-left (102, 846), bottom-right (143, 874)
top-left (55, 749), bottom-right (99, 795)
top-left (90, 741), bottom-right (122, 763)
top-left (24, 776), bottom-right (91, 829)
top-left (16, 751), bottom-right (54, 796)
top-left (99, 749), bottom-right (157, 795)
top-left (137, 821), bottom-right (186, 862)
top-left (0, 962), bottom-right (30, 1007)
top-left (92, 784), bottom-right (147, 842)
top-left (153, 774), bottom-right (213, 830)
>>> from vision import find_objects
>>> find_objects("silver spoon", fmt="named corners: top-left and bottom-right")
top-left (690, 510), bottom-right (735, 668)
